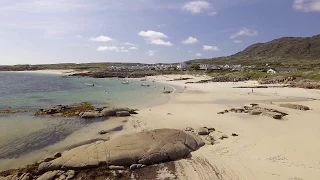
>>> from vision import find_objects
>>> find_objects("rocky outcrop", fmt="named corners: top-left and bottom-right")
top-left (0, 109), bottom-right (30, 114)
top-left (186, 75), bottom-right (249, 84)
top-left (35, 102), bottom-right (95, 117)
top-left (218, 104), bottom-right (288, 120)
top-left (259, 77), bottom-right (320, 89)
top-left (279, 104), bottom-right (310, 111)
top-left (35, 103), bottom-right (138, 118)
top-left (36, 129), bottom-right (204, 174)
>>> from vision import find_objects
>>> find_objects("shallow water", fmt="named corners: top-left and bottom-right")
top-left (0, 72), bottom-right (177, 169)
top-left (0, 72), bottom-right (172, 109)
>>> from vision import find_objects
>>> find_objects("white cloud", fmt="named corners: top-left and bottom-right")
top-left (146, 50), bottom-right (155, 56)
top-left (138, 30), bottom-right (173, 46)
top-left (129, 47), bottom-right (138, 50)
top-left (150, 39), bottom-right (173, 46)
top-left (293, 0), bottom-right (320, 12)
top-left (76, 35), bottom-right (82, 38)
top-left (229, 27), bottom-right (258, 39)
top-left (90, 35), bottom-right (114, 42)
top-left (182, 37), bottom-right (198, 44)
top-left (138, 30), bottom-right (168, 39)
top-left (203, 45), bottom-right (220, 51)
top-left (233, 40), bottom-right (242, 43)
top-left (124, 42), bottom-right (138, 46)
top-left (196, 53), bottom-right (202, 57)
top-left (182, 1), bottom-right (210, 14)
top-left (97, 46), bottom-right (128, 52)
top-left (208, 11), bottom-right (217, 16)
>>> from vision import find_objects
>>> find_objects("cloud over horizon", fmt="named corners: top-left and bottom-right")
top-left (138, 30), bottom-right (173, 46)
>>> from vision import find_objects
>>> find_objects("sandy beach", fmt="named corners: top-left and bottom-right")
top-left (1, 74), bottom-right (320, 180)
top-left (124, 75), bottom-right (320, 180)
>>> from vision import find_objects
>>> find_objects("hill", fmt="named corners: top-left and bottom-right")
top-left (189, 34), bottom-right (320, 70)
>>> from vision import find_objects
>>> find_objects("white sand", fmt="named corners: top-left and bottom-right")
top-left (127, 75), bottom-right (320, 180)
top-left (2, 74), bottom-right (320, 180)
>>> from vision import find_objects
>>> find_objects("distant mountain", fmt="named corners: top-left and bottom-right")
top-left (189, 34), bottom-right (320, 68)
top-left (235, 34), bottom-right (320, 58)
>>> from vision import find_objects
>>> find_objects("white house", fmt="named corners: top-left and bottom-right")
top-left (223, 64), bottom-right (230, 69)
top-left (177, 62), bottom-right (188, 70)
top-left (199, 64), bottom-right (212, 70)
top-left (267, 68), bottom-right (277, 74)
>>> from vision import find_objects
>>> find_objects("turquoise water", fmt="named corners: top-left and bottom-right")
top-left (0, 72), bottom-right (176, 165)
top-left (0, 72), bottom-right (172, 109)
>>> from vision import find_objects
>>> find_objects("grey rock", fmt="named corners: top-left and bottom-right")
top-left (58, 174), bottom-right (66, 180)
top-left (37, 129), bottom-right (204, 173)
top-left (129, 164), bottom-right (143, 170)
top-left (197, 127), bottom-right (209, 135)
top-left (54, 152), bottom-right (62, 159)
top-left (116, 111), bottom-right (131, 117)
top-left (248, 110), bottom-right (262, 115)
top-left (20, 173), bottom-right (31, 180)
top-left (80, 111), bottom-right (101, 119)
top-left (65, 170), bottom-right (75, 180)
top-left (36, 171), bottom-right (64, 180)
top-left (185, 127), bottom-right (194, 131)
top-left (219, 134), bottom-right (229, 140)
top-left (101, 108), bottom-right (116, 116)
top-left (109, 165), bottom-right (125, 170)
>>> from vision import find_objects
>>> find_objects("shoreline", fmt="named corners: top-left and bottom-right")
top-left (1, 74), bottom-right (320, 179)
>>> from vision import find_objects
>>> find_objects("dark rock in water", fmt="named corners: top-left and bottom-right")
top-left (35, 102), bottom-right (95, 117)
top-left (163, 91), bottom-right (172, 94)
top-left (279, 104), bottom-right (310, 111)
top-left (0, 109), bottom-right (30, 114)
top-left (217, 112), bottom-right (225, 114)
top-left (99, 130), bottom-right (107, 135)
top-left (232, 133), bottom-right (239, 137)
top-left (37, 129), bottom-right (204, 173)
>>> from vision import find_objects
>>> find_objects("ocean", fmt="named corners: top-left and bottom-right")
top-left (0, 72), bottom-right (175, 170)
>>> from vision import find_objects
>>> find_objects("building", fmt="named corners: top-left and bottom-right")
top-left (267, 68), bottom-right (277, 74)
top-left (267, 68), bottom-right (297, 74)
top-left (199, 64), bottom-right (212, 70)
top-left (177, 62), bottom-right (188, 70)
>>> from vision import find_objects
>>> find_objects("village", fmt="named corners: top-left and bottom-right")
top-left (109, 62), bottom-right (297, 74)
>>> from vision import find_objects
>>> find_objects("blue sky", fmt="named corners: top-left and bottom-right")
top-left (0, 0), bottom-right (320, 65)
